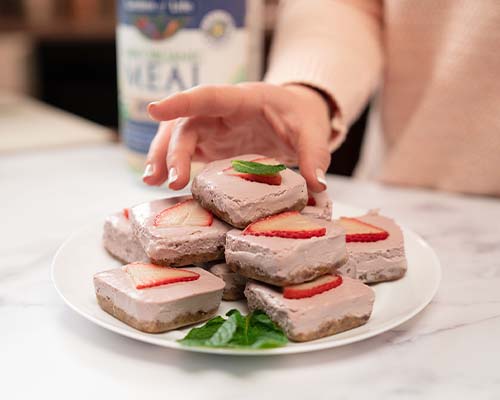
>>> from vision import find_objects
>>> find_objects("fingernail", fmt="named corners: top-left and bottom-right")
top-left (147, 102), bottom-right (159, 115)
top-left (315, 168), bottom-right (327, 188)
top-left (167, 167), bottom-right (178, 187)
top-left (142, 164), bottom-right (154, 179)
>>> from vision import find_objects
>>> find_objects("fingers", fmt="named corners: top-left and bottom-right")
top-left (148, 85), bottom-right (246, 121)
top-left (165, 118), bottom-right (201, 190)
top-left (145, 82), bottom-right (333, 192)
top-left (275, 84), bottom-right (331, 192)
top-left (296, 122), bottom-right (332, 193)
top-left (143, 121), bottom-right (173, 186)
top-left (260, 85), bottom-right (331, 191)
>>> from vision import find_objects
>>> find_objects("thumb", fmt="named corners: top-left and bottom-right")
top-left (297, 125), bottom-right (331, 192)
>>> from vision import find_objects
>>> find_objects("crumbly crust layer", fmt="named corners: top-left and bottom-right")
top-left (358, 266), bottom-right (406, 284)
top-left (150, 248), bottom-right (224, 267)
top-left (221, 286), bottom-right (246, 301)
top-left (288, 314), bottom-right (370, 342)
top-left (228, 256), bottom-right (348, 287)
top-left (96, 293), bottom-right (218, 333)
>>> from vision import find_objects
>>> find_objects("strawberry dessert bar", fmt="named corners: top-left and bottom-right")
top-left (209, 263), bottom-right (247, 301)
top-left (94, 263), bottom-right (225, 333)
top-left (103, 208), bottom-right (149, 264)
top-left (130, 197), bottom-right (231, 267)
top-left (191, 154), bottom-right (308, 228)
top-left (245, 275), bottom-right (375, 342)
top-left (301, 191), bottom-right (332, 221)
top-left (339, 210), bottom-right (407, 283)
top-left (225, 211), bottom-right (348, 286)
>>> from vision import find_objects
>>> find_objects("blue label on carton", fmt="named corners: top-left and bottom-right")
top-left (117, 0), bottom-right (248, 155)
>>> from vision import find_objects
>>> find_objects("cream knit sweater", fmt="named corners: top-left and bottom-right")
top-left (265, 0), bottom-right (500, 196)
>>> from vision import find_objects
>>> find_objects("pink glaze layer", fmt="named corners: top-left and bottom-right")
top-left (103, 211), bottom-right (149, 263)
top-left (191, 154), bottom-right (308, 228)
top-left (341, 210), bottom-right (407, 283)
top-left (225, 218), bottom-right (347, 285)
top-left (130, 196), bottom-right (231, 263)
top-left (93, 266), bottom-right (224, 323)
top-left (301, 191), bottom-right (332, 221)
top-left (245, 277), bottom-right (375, 339)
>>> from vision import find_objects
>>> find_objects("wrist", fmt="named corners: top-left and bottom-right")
top-left (284, 83), bottom-right (335, 120)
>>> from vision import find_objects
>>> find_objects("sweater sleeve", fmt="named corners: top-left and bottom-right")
top-left (265, 0), bottom-right (384, 151)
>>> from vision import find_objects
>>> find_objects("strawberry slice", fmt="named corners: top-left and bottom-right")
top-left (339, 217), bottom-right (389, 242)
top-left (223, 157), bottom-right (282, 186)
top-left (154, 199), bottom-right (213, 227)
top-left (122, 208), bottom-right (130, 220)
top-left (307, 194), bottom-right (316, 206)
top-left (243, 211), bottom-right (326, 239)
top-left (230, 172), bottom-right (282, 185)
top-left (124, 263), bottom-right (200, 289)
top-left (283, 274), bottom-right (343, 299)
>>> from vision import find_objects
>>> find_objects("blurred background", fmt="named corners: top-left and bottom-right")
top-left (0, 0), bottom-right (367, 175)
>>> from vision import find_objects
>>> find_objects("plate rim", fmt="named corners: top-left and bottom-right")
top-left (51, 203), bottom-right (441, 356)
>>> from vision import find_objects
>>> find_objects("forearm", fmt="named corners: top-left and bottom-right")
top-left (265, 0), bottom-right (384, 150)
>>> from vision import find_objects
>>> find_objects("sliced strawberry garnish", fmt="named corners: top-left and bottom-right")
top-left (223, 157), bottom-right (282, 186)
top-left (123, 208), bottom-right (130, 220)
top-left (154, 199), bottom-right (213, 227)
top-left (230, 172), bottom-right (282, 185)
top-left (339, 217), bottom-right (389, 242)
top-left (243, 211), bottom-right (326, 239)
top-left (307, 194), bottom-right (316, 206)
top-left (123, 262), bottom-right (200, 289)
top-left (283, 274), bottom-right (343, 299)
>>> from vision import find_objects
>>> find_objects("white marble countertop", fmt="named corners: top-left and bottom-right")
top-left (2, 144), bottom-right (499, 399)
top-left (0, 94), bottom-right (114, 153)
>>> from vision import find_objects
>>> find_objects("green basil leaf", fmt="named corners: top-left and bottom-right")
top-left (206, 313), bottom-right (238, 347)
top-left (245, 311), bottom-right (288, 349)
top-left (177, 316), bottom-right (225, 347)
top-left (231, 160), bottom-right (286, 176)
top-left (178, 309), bottom-right (288, 350)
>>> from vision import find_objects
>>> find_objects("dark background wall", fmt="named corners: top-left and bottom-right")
top-left (37, 39), bottom-right (118, 127)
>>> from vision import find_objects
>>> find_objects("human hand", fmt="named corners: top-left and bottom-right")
top-left (143, 82), bottom-right (332, 192)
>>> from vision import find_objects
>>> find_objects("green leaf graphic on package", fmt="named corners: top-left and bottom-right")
top-left (134, 16), bottom-right (184, 40)
top-left (178, 309), bottom-right (288, 349)
top-left (231, 160), bottom-right (286, 176)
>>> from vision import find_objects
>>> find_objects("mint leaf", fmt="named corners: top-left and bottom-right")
top-left (178, 309), bottom-right (288, 350)
top-left (231, 160), bottom-right (286, 176)
top-left (206, 313), bottom-right (238, 347)
top-left (245, 311), bottom-right (288, 349)
top-left (178, 316), bottom-right (225, 346)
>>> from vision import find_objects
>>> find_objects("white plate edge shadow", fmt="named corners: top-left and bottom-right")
top-left (51, 202), bottom-right (442, 356)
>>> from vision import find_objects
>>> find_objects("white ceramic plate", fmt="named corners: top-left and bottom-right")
top-left (52, 203), bottom-right (441, 356)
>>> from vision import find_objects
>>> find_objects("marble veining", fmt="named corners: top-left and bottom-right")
top-left (1, 144), bottom-right (499, 399)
